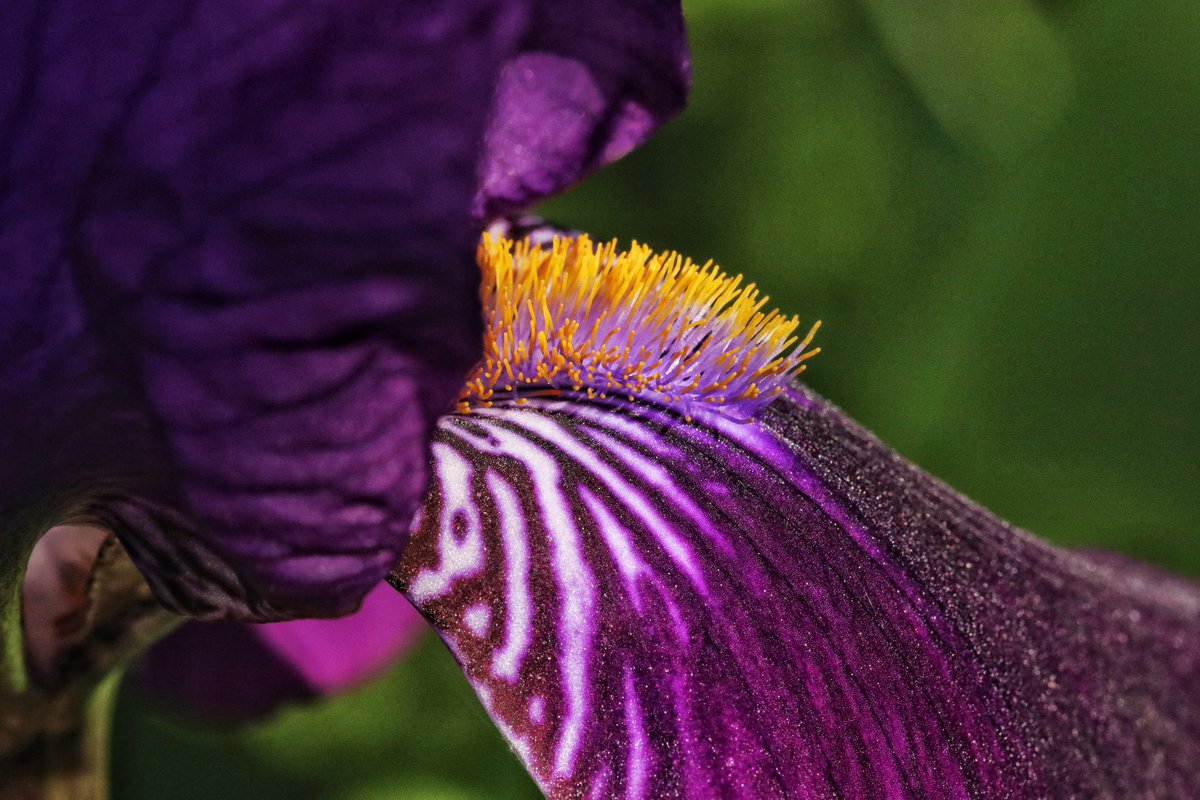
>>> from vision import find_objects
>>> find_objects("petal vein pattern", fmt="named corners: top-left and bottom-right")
top-left (485, 408), bottom-right (710, 596)
top-left (406, 445), bottom-right (486, 603)
top-left (486, 470), bottom-right (533, 682)
top-left (396, 394), bottom-right (996, 798)
top-left (434, 416), bottom-right (598, 780)
top-left (394, 388), bottom-right (1200, 799)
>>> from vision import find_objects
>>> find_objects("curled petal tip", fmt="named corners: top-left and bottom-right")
top-left (475, 0), bottom-right (691, 218)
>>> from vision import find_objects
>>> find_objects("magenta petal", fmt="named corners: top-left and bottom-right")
top-left (254, 581), bottom-right (426, 695)
top-left (475, 0), bottom-right (690, 218)
top-left (136, 582), bottom-right (426, 719)
top-left (392, 390), bottom-right (1200, 799)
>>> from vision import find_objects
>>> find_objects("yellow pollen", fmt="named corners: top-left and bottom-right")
top-left (458, 233), bottom-right (820, 419)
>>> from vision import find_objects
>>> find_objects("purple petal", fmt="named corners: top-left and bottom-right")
top-left (135, 581), bottom-right (426, 719)
top-left (392, 389), bottom-right (1200, 798)
top-left (475, 0), bottom-right (691, 218)
top-left (133, 618), bottom-right (314, 720)
top-left (1, 1), bottom-right (526, 620)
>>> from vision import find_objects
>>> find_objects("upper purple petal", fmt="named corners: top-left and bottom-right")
top-left (1, 1), bottom-right (524, 621)
top-left (474, 0), bottom-right (691, 218)
top-left (392, 388), bottom-right (1200, 798)
top-left (1, 1), bottom-right (689, 623)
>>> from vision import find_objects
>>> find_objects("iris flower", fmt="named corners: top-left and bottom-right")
top-left (3, 3), bottom-right (1199, 800)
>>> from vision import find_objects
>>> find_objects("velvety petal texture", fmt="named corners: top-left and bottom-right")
top-left (1, 1), bottom-right (688, 623)
top-left (392, 388), bottom-right (1200, 799)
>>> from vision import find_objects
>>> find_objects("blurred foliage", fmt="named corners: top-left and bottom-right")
top-left (112, 0), bottom-right (1200, 797)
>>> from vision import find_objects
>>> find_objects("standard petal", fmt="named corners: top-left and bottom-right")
top-left (392, 389), bottom-right (1200, 799)
top-left (134, 582), bottom-right (426, 719)
top-left (475, 0), bottom-right (691, 218)
top-left (1, 1), bottom-right (527, 619)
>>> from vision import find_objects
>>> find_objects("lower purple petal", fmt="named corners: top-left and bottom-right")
top-left (135, 582), bottom-right (426, 720)
top-left (392, 387), bottom-right (1200, 798)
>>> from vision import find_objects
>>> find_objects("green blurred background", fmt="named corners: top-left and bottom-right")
top-left (111, 1), bottom-right (1200, 797)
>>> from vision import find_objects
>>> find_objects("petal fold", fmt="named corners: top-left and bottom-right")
top-left (392, 388), bottom-right (1200, 799)
top-left (475, 0), bottom-right (691, 218)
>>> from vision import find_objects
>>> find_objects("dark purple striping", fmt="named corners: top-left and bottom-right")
top-left (392, 385), bottom-right (1200, 799)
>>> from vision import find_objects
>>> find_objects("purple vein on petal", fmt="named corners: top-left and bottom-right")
top-left (439, 414), bottom-right (599, 779)
top-left (393, 233), bottom-right (1200, 798)
top-left (485, 408), bottom-right (709, 596)
top-left (581, 424), bottom-right (738, 559)
top-left (623, 662), bottom-right (651, 800)
top-left (406, 445), bottom-right (486, 605)
top-left (487, 468), bottom-right (533, 683)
